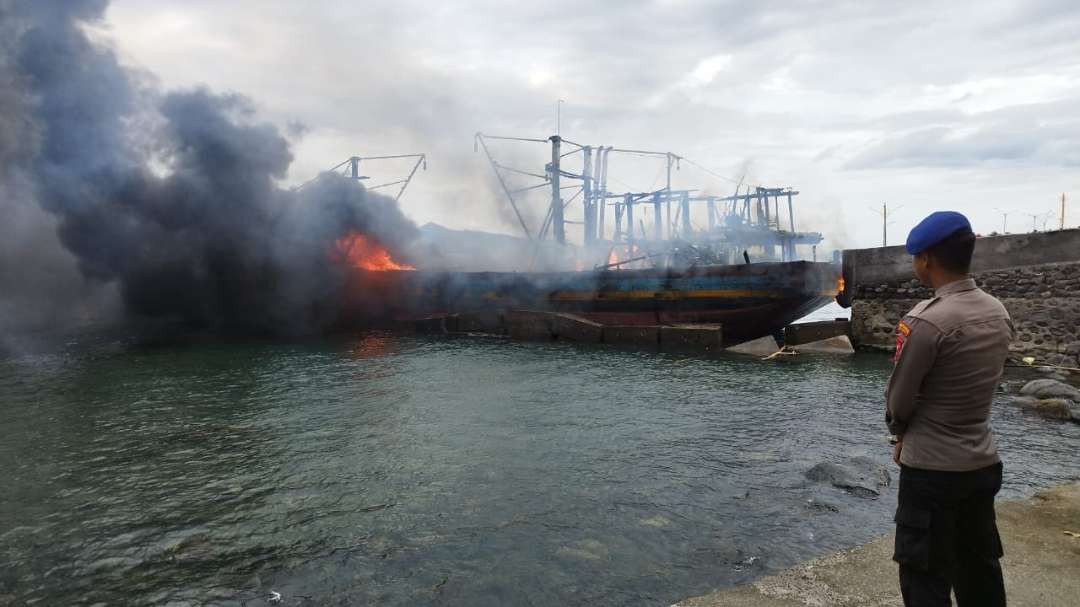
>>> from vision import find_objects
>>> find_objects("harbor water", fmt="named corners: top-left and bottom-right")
top-left (2, 328), bottom-right (1077, 606)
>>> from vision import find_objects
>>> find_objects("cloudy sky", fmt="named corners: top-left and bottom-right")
top-left (100, 0), bottom-right (1080, 250)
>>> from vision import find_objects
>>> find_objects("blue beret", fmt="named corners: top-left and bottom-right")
top-left (905, 211), bottom-right (972, 255)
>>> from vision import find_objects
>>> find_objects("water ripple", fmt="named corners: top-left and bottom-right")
top-left (0, 333), bottom-right (1077, 606)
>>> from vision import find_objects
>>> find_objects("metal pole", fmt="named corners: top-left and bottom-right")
top-left (665, 153), bottom-right (673, 239)
top-left (350, 156), bottom-right (359, 179)
top-left (883, 203), bottom-right (887, 247)
top-left (707, 196), bottom-right (716, 231)
top-left (394, 154), bottom-right (426, 202)
top-left (598, 147), bottom-right (610, 241)
top-left (477, 135), bottom-right (532, 240)
top-left (652, 192), bottom-right (662, 241)
top-left (625, 193), bottom-right (634, 249)
top-left (550, 136), bottom-right (564, 244)
top-left (1062, 193), bottom-right (1067, 230)
top-left (680, 191), bottom-right (691, 236)
top-left (787, 192), bottom-right (794, 231)
top-left (582, 146), bottom-right (594, 247)
top-left (614, 195), bottom-right (624, 242)
top-left (593, 147), bottom-right (604, 242)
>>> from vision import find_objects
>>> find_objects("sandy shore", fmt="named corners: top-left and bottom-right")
top-left (674, 481), bottom-right (1080, 607)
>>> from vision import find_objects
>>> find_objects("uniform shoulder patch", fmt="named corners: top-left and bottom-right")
top-left (893, 319), bottom-right (911, 362)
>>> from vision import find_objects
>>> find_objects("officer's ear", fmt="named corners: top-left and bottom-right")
top-left (911, 251), bottom-right (931, 279)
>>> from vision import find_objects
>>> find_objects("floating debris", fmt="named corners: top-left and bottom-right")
top-left (762, 346), bottom-right (798, 360)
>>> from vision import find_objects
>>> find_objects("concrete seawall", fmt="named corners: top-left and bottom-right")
top-left (840, 228), bottom-right (1080, 367)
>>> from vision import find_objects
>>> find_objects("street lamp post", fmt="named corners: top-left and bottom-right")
top-left (994, 208), bottom-right (1012, 234)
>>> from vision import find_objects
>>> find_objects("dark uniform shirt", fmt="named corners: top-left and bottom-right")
top-left (885, 278), bottom-right (1014, 471)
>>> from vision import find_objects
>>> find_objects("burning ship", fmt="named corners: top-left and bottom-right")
top-left (338, 260), bottom-right (840, 346)
top-left (327, 136), bottom-right (842, 347)
top-left (4, 2), bottom-right (835, 345)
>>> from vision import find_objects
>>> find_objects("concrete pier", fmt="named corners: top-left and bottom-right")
top-left (412, 310), bottom-right (728, 352)
top-left (602, 325), bottom-right (660, 347)
top-left (783, 320), bottom-right (851, 346)
top-left (549, 313), bottom-right (605, 343)
top-left (660, 325), bottom-right (724, 352)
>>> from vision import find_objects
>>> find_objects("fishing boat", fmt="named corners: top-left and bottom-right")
top-left (326, 135), bottom-right (843, 346)
top-left (339, 260), bottom-right (841, 346)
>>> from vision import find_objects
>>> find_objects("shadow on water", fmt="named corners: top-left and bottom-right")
top-left (1, 330), bottom-right (1077, 605)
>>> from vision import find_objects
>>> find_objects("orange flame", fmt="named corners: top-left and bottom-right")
top-left (333, 231), bottom-right (415, 271)
top-left (837, 276), bottom-right (845, 293)
top-left (608, 249), bottom-right (619, 267)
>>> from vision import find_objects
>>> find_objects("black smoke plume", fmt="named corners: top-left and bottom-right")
top-left (0, 0), bottom-right (419, 337)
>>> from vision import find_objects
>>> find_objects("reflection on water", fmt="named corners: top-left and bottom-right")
top-left (1, 331), bottom-right (1077, 606)
top-left (347, 334), bottom-right (394, 359)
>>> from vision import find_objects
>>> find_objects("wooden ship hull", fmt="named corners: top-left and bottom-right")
top-left (339, 261), bottom-right (841, 346)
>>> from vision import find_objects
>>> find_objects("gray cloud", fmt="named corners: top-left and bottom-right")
top-left (847, 98), bottom-right (1080, 169)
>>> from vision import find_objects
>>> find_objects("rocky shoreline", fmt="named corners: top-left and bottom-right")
top-left (1002, 366), bottom-right (1080, 424)
top-left (672, 365), bottom-right (1080, 606)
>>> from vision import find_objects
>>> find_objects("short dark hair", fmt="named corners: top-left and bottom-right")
top-left (926, 228), bottom-right (976, 274)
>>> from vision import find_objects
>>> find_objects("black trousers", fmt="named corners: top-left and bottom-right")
top-left (894, 462), bottom-right (1006, 607)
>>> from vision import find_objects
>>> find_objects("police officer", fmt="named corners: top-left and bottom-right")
top-left (886, 211), bottom-right (1013, 606)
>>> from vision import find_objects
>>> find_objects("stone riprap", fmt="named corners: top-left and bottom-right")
top-left (847, 250), bottom-right (1080, 367)
top-left (842, 229), bottom-right (1080, 365)
top-left (1012, 378), bottom-right (1080, 423)
top-left (805, 456), bottom-right (892, 498)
